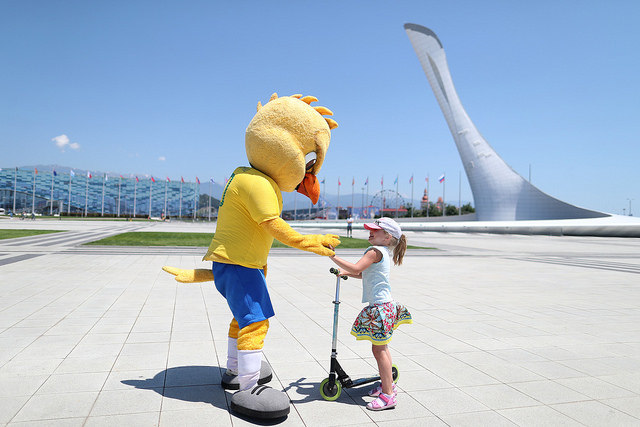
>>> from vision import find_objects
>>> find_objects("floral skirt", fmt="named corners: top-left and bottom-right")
top-left (350, 301), bottom-right (412, 345)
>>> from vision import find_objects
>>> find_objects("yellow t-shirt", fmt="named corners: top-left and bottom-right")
top-left (203, 167), bottom-right (282, 269)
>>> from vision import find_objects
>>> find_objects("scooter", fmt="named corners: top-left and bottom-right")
top-left (319, 268), bottom-right (398, 401)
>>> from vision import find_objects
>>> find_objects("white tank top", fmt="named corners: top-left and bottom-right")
top-left (361, 246), bottom-right (393, 304)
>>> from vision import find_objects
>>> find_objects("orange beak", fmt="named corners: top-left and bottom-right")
top-left (296, 173), bottom-right (320, 205)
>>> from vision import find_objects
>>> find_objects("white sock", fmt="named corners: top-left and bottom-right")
top-left (237, 349), bottom-right (262, 391)
top-left (226, 337), bottom-right (238, 374)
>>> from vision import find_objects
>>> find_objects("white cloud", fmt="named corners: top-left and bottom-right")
top-left (52, 134), bottom-right (80, 152)
top-left (158, 156), bottom-right (166, 161)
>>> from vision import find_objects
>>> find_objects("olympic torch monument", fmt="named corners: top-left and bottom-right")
top-left (404, 23), bottom-right (608, 222)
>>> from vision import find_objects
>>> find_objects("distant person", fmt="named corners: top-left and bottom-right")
top-left (328, 217), bottom-right (412, 411)
top-left (31, 212), bottom-right (35, 220)
top-left (346, 215), bottom-right (354, 238)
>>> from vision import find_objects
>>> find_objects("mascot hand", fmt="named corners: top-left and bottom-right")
top-left (162, 266), bottom-right (214, 283)
top-left (261, 217), bottom-right (340, 256)
top-left (296, 234), bottom-right (341, 256)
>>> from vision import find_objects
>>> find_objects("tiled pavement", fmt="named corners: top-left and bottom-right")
top-left (1, 218), bottom-right (639, 426)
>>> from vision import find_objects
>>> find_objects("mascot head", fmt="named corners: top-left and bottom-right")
top-left (245, 93), bottom-right (338, 204)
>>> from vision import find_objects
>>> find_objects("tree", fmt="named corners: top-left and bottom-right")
top-left (445, 204), bottom-right (459, 216)
top-left (428, 202), bottom-right (442, 217)
top-left (461, 203), bottom-right (475, 214)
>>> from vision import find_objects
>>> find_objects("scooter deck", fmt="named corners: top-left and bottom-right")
top-left (331, 357), bottom-right (380, 389)
top-left (347, 375), bottom-right (380, 388)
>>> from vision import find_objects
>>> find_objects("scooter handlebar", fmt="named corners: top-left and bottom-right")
top-left (329, 268), bottom-right (348, 280)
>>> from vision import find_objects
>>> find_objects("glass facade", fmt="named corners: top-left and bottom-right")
top-left (0, 168), bottom-right (199, 217)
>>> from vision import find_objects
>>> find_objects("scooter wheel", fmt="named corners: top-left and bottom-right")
top-left (319, 378), bottom-right (342, 401)
top-left (392, 364), bottom-right (399, 383)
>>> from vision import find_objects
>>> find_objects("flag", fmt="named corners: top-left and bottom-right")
top-left (381, 177), bottom-right (384, 186)
top-left (166, 177), bottom-right (170, 182)
top-left (439, 174), bottom-right (445, 183)
top-left (35, 168), bottom-right (38, 174)
top-left (87, 171), bottom-right (92, 178)
top-left (425, 177), bottom-right (429, 183)
top-left (320, 178), bottom-right (325, 184)
top-left (70, 170), bottom-right (75, 177)
top-left (181, 176), bottom-right (185, 183)
top-left (53, 170), bottom-right (57, 176)
top-left (196, 176), bottom-right (200, 184)
top-left (352, 177), bottom-right (355, 186)
top-left (209, 178), bottom-right (214, 184)
top-left (394, 176), bottom-right (398, 185)
top-left (119, 175), bottom-right (123, 179)
top-left (135, 176), bottom-right (139, 182)
top-left (409, 175), bottom-right (413, 183)
top-left (151, 176), bottom-right (155, 183)
top-left (338, 178), bottom-right (341, 186)
top-left (365, 177), bottom-right (368, 185)
top-left (104, 174), bottom-right (108, 181)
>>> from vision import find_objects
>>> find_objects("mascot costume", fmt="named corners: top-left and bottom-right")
top-left (163, 93), bottom-right (340, 419)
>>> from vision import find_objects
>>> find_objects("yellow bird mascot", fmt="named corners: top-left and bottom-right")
top-left (163, 93), bottom-right (340, 419)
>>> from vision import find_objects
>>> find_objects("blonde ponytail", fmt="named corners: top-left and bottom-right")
top-left (392, 234), bottom-right (407, 266)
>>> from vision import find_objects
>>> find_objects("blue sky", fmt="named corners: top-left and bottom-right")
top-left (2, 1), bottom-right (639, 215)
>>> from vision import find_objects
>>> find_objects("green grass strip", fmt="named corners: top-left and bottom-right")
top-left (85, 232), bottom-right (429, 249)
top-left (85, 232), bottom-right (213, 246)
top-left (0, 229), bottom-right (65, 240)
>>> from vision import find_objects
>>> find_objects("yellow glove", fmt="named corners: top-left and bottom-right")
top-left (162, 266), bottom-right (214, 283)
top-left (261, 217), bottom-right (340, 256)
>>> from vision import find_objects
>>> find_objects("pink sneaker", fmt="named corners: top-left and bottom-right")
top-left (368, 382), bottom-right (397, 397)
top-left (366, 392), bottom-right (397, 411)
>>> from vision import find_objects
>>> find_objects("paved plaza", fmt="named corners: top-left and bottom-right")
top-left (1, 218), bottom-right (639, 426)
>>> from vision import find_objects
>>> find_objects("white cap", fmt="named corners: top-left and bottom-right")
top-left (363, 217), bottom-right (402, 240)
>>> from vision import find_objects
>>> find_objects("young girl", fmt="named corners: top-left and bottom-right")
top-left (329, 217), bottom-right (412, 411)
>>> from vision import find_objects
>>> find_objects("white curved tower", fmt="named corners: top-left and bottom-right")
top-left (404, 23), bottom-right (608, 221)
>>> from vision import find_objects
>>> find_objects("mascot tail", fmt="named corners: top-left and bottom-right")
top-left (162, 266), bottom-right (214, 283)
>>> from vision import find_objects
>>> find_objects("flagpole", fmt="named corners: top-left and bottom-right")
top-left (84, 172), bottom-right (89, 217)
top-left (380, 176), bottom-right (384, 218)
top-left (192, 180), bottom-right (197, 220)
top-left (133, 177), bottom-right (137, 218)
top-left (322, 179), bottom-right (326, 219)
top-left (426, 175), bottom-right (430, 218)
top-left (101, 174), bottom-right (105, 216)
top-left (337, 178), bottom-right (340, 219)
top-left (179, 179), bottom-right (183, 219)
top-left (13, 167), bottom-right (18, 214)
top-left (68, 171), bottom-right (72, 215)
top-left (442, 172), bottom-right (446, 217)
top-left (366, 177), bottom-right (369, 219)
top-left (117, 177), bottom-right (122, 217)
top-left (32, 168), bottom-right (36, 214)
top-left (148, 178), bottom-right (153, 218)
top-left (50, 171), bottom-right (55, 216)
top-left (395, 176), bottom-right (399, 218)
top-left (208, 179), bottom-right (212, 221)
top-left (164, 179), bottom-right (168, 219)
top-left (410, 175), bottom-right (415, 218)
top-left (351, 177), bottom-right (354, 217)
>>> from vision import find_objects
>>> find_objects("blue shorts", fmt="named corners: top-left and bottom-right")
top-left (212, 262), bottom-right (275, 330)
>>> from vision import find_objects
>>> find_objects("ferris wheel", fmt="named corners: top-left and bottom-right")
top-left (369, 189), bottom-right (407, 211)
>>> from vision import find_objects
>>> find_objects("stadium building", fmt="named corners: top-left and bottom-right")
top-left (0, 167), bottom-right (202, 218)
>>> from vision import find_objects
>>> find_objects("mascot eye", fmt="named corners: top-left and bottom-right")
top-left (305, 152), bottom-right (317, 171)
